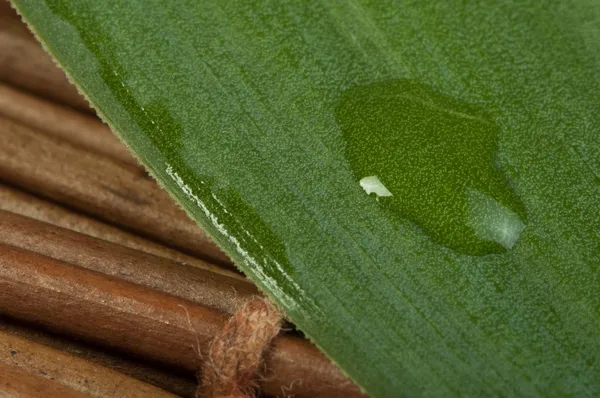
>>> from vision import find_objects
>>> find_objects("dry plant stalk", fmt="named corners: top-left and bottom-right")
top-left (0, 244), bottom-right (363, 398)
top-left (0, 83), bottom-right (135, 167)
top-left (0, 209), bottom-right (254, 314)
top-left (0, 330), bottom-right (179, 397)
top-left (1, 318), bottom-right (197, 398)
top-left (0, 115), bottom-right (230, 266)
top-left (0, 363), bottom-right (93, 398)
top-left (0, 5), bottom-right (91, 111)
top-left (0, 184), bottom-right (240, 279)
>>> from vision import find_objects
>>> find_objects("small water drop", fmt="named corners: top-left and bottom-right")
top-left (335, 80), bottom-right (526, 256)
top-left (360, 176), bottom-right (393, 197)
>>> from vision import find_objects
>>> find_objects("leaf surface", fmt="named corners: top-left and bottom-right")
top-left (12, 1), bottom-right (600, 396)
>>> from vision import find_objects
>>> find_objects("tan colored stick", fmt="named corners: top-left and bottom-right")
top-left (0, 330), bottom-right (179, 398)
top-left (0, 83), bottom-right (135, 167)
top-left (0, 183), bottom-right (241, 280)
top-left (0, 363), bottom-right (93, 398)
top-left (0, 319), bottom-right (197, 398)
top-left (0, 0), bottom-right (28, 39)
top-left (0, 209), bottom-right (255, 314)
top-left (0, 9), bottom-right (91, 111)
top-left (0, 244), bottom-right (363, 398)
top-left (0, 115), bottom-right (231, 266)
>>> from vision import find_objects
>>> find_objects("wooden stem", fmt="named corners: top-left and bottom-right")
top-left (0, 183), bottom-right (240, 279)
top-left (0, 244), bottom-right (363, 398)
top-left (0, 115), bottom-right (230, 266)
top-left (1, 317), bottom-right (197, 398)
top-left (0, 83), bottom-right (135, 167)
top-left (0, 209), bottom-right (254, 314)
top-left (0, 6), bottom-right (91, 112)
top-left (0, 363), bottom-right (93, 398)
top-left (0, 329), bottom-right (178, 397)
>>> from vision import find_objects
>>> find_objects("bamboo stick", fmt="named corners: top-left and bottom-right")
top-left (0, 318), bottom-right (197, 398)
top-left (0, 115), bottom-right (231, 266)
top-left (0, 1), bottom-right (35, 46)
top-left (0, 9), bottom-right (91, 111)
top-left (0, 83), bottom-right (136, 167)
top-left (0, 184), bottom-right (243, 281)
top-left (0, 1), bottom-right (19, 20)
top-left (0, 209), bottom-right (255, 314)
top-left (0, 244), bottom-right (363, 398)
top-left (0, 330), bottom-right (179, 397)
top-left (0, 363), bottom-right (93, 398)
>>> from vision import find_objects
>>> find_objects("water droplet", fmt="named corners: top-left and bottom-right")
top-left (359, 176), bottom-right (393, 198)
top-left (335, 80), bottom-right (526, 256)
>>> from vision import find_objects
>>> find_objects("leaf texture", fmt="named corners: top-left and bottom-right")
top-left (12, 1), bottom-right (600, 396)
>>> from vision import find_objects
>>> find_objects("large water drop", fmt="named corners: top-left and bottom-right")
top-left (336, 80), bottom-right (526, 256)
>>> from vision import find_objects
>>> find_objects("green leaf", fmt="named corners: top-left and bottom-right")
top-left (12, 1), bottom-right (600, 396)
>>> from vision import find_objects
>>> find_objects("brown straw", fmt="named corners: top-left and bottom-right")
top-left (0, 330), bottom-right (179, 397)
top-left (0, 209), bottom-right (255, 314)
top-left (0, 115), bottom-right (231, 266)
top-left (0, 184), bottom-right (241, 280)
top-left (1, 318), bottom-right (197, 398)
top-left (0, 6), bottom-right (91, 111)
top-left (0, 243), bottom-right (363, 398)
top-left (0, 83), bottom-right (135, 167)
